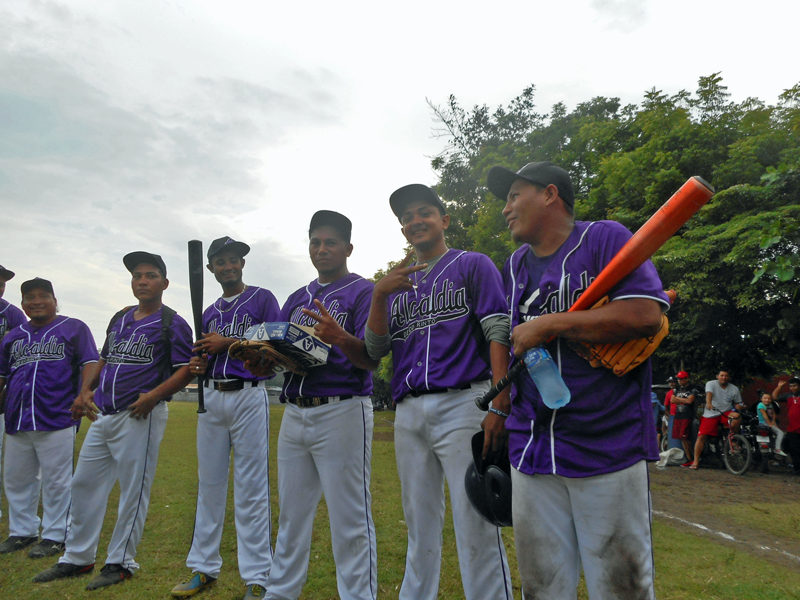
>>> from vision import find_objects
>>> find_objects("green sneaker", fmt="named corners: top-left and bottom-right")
top-left (243, 583), bottom-right (266, 599)
top-left (171, 572), bottom-right (217, 597)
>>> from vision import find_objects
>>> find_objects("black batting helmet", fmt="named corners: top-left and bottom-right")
top-left (464, 431), bottom-right (513, 528)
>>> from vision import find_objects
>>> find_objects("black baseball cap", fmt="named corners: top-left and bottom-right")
top-left (389, 184), bottom-right (446, 219)
top-left (309, 210), bottom-right (352, 243)
top-left (123, 252), bottom-right (168, 277)
top-left (487, 161), bottom-right (575, 207)
top-left (21, 277), bottom-right (54, 296)
top-left (0, 265), bottom-right (14, 281)
top-left (207, 237), bottom-right (250, 261)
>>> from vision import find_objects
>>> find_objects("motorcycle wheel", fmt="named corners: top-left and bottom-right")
top-left (723, 434), bottom-right (753, 476)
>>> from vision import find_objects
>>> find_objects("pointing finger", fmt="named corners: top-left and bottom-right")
top-left (312, 299), bottom-right (332, 318)
top-left (300, 308), bottom-right (320, 323)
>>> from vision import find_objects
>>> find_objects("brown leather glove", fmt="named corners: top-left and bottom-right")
top-left (571, 290), bottom-right (675, 376)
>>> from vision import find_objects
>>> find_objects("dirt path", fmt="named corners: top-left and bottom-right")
top-left (649, 463), bottom-right (800, 570)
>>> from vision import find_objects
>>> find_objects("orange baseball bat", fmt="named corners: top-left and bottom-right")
top-left (477, 176), bottom-right (715, 411)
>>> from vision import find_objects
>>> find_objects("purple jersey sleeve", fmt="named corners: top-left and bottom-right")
top-left (387, 249), bottom-right (506, 402)
top-left (0, 299), bottom-right (27, 340)
top-left (94, 308), bottom-right (193, 414)
top-left (280, 274), bottom-right (374, 399)
top-left (203, 286), bottom-right (281, 380)
top-left (505, 221), bottom-right (668, 478)
top-left (1, 316), bottom-right (99, 433)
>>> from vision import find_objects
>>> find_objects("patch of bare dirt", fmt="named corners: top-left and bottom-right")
top-left (649, 462), bottom-right (800, 570)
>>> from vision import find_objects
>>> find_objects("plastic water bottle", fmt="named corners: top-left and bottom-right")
top-left (522, 347), bottom-right (571, 409)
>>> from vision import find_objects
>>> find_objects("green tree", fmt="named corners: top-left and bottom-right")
top-left (427, 76), bottom-right (800, 381)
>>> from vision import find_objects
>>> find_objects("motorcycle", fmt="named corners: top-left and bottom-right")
top-left (740, 412), bottom-right (790, 473)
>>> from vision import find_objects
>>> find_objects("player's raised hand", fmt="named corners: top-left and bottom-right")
top-left (302, 300), bottom-right (348, 347)
top-left (373, 250), bottom-right (428, 298)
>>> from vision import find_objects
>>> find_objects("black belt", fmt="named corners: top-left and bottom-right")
top-left (287, 395), bottom-right (353, 408)
top-left (408, 383), bottom-right (472, 398)
top-left (204, 379), bottom-right (261, 392)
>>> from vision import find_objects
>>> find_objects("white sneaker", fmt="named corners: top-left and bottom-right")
top-left (776, 449), bottom-right (788, 457)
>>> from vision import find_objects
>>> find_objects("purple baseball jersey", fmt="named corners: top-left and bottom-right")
top-left (0, 298), bottom-right (26, 340)
top-left (203, 286), bottom-right (280, 380)
top-left (0, 316), bottom-right (99, 433)
top-left (387, 249), bottom-right (507, 402)
top-left (280, 273), bottom-right (374, 399)
top-left (93, 307), bottom-right (194, 415)
top-left (504, 220), bottom-right (670, 478)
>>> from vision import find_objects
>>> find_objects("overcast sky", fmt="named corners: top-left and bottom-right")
top-left (2, 0), bottom-right (798, 344)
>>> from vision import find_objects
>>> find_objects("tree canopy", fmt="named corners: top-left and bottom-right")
top-left (424, 75), bottom-right (800, 384)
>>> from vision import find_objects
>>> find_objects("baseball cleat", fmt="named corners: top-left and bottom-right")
top-left (28, 539), bottom-right (66, 559)
top-left (171, 572), bottom-right (217, 597)
top-left (0, 535), bottom-right (39, 554)
top-left (33, 561), bottom-right (95, 582)
top-left (85, 563), bottom-right (132, 590)
top-left (243, 583), bottom-right (266, 599)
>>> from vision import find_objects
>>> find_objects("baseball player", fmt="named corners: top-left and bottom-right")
top-left (0, 265), bottom-right (27, 523)
top-left (249, 211), bottom-right (378, 600)
top-left (0, 278), bottom-right (99, 558)
top-left (34, 252), bottom-right (195, 590)
top-left (172, 237), bottom-right (280, 600)
top-left (488, 161), bottom-right (669, 599)
top-left (365, 185), bottom-right (513, 600)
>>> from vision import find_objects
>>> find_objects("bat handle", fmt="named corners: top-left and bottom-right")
top-left (476, 362), bottom-right (526, 411)
top-left (197, 377), bottom-right (207, 414)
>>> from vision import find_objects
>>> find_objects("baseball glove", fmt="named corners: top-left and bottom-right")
top-left (228, 339), bottom-right (308, 376)
top-left (571, 290), bottom-right (675, 376)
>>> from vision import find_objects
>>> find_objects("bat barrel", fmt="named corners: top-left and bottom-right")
top-left (188, 239), bottom-right (207, 414)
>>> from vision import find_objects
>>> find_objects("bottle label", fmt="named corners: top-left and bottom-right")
top-left (523, 347), bottom-right (551, 366)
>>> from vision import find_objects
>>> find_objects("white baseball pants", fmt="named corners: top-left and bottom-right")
top-left (394, 384), bottom-right (513, 600)
top-left (186, 386), bottom-right (272, 586)
top-left (511, 460), bottom-right (655, 600)
top-left (3, 426), bottom-right (73, 541)
top-left (60, 402), bottom-right (168, 570)
top-left (267, 398), bottom-right (376, 600)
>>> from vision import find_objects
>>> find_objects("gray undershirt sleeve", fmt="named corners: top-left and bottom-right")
top-left (365, 325), bottom-right (391, 360)
top-left (482, 314), bottom-right (511, 347)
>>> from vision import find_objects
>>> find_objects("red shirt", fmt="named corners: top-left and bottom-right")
top-left (782, 394), bottom-right (800, 433)
top-left (665, 389), bottom-right (677, 416)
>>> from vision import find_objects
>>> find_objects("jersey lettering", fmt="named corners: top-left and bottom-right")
top-left (8, 336), bottom-right (66, 367)
top-left (390, 278), bottom-right (469, 340)
top-left (208, 313), bottom-right (253, 338)
top-left (289, 300), bottom-right (348, 329)
top-left (105, 331), bottom-right (155, 365)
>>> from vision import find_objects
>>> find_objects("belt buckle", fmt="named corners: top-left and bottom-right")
top-left (217, 380), bottom-right (242, 392)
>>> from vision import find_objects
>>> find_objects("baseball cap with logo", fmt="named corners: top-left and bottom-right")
top-left (676, 371), bottom-right (689, 379)
top-left (389, 184), bottom-right (447, 219)
top-left (21, 277), bottom-right (55, 296)
top-left (207, 237), bottom-right (250, 261)
top-left (0, 265), bottom-right (15, 281)
top-left (309, 210), bottom-right (352, 243)
top-left (123, 252), bottom-right (168, 277)
top-left (487, 161), bottom-right (575, 207)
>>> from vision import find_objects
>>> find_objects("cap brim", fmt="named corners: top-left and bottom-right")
top-left (123, 252), bottom-right (166, 276)
top-left (390, 184), bottom-right (445, 217)
top-left (208, 241), bottom-right (250, 260)
top-left (0, 268), bottom-right (14, 281)
top-left (487, 166), bottom-right (527, 201)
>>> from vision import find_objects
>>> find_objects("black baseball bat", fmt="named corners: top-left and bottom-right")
top-left (188, 240), bottom-right (207, 414)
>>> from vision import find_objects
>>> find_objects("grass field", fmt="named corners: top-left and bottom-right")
top-left (1, 402), bottom-right (800, 599)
